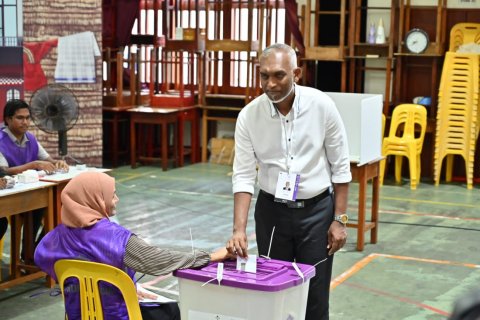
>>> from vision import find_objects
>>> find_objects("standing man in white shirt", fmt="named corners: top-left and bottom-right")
top-left (226, 43), bottom-right (352, 320)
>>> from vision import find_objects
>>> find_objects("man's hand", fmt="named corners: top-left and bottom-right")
top-left (226, 230), bottom-right (248, 258)
top-left (327, 221), bottom-right (347, 255)
top-left (0, 178), bottom-right (6, 190)
top-left (34, 161), bottom-right (56, 174)
top-left (54, 160), bottom-right (69, 172)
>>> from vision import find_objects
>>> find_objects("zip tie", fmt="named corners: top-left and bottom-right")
top-left (260, 226), bottom-right (276, 260)
top-left (313, 257), bottom-right (328, 268)
top-left (189, 227), bottom-right (194, 253)
top-left (217, 262), bottom-right (224, 286)
top-left (201, 277), bottom-right (217, 287)
top-left (303, 257), bottom-right (329, 277)
top-left (292, 262), bottom-right (305, 284)
top-left (201, 263), bottom-right (224, 287)
top-left (189, 227), bottom-right (199, 263)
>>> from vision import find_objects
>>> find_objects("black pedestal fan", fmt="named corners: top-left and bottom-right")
top-left (29, 84), bottom-right (79, 158)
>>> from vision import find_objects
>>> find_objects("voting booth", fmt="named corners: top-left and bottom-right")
top-left (173, 258), bottom-right (315, 320)
top-left (326, 92), bottom-right (383, 165)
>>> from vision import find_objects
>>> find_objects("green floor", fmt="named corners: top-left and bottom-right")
top-left (1, 163), bottom-right (479, 319)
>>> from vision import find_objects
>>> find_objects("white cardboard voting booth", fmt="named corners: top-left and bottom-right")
top-left (326, 92), bottom-right (383, 166)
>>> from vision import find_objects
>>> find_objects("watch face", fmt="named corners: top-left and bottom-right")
top-left (405, 28), bottom-right (429, 54)
top-left (335, 214), bottom-right (348, 224)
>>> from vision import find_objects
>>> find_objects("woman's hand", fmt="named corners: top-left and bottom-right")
top-left (137, 287), bottom-right (158, 301)
top-left (210, 247), bottom-right (236, 262)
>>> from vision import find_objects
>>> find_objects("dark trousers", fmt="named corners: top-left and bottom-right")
top-left (255, 191), bottom-right (334, 320)
top-left (140, 303), bottom-right (181, 320)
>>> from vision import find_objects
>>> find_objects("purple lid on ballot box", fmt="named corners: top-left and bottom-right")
top-left (173, 258), bottom-right (315, 292)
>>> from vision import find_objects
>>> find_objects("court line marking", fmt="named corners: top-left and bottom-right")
top-left (342, 281), bottom-right (451, 316)
top-left (331, 253), bottom-right (480, 290)
top-left (379, 196), bottom-right (477, 208)
top-left (378, 208), bottom-right (480, 221)
top-left (346, 205), bottom-right (480, 222)
top-left (331, 253), bottom-right (480, 315)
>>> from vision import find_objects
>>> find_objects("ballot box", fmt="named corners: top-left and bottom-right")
top-left (173, 258), bottom-right (315, 320)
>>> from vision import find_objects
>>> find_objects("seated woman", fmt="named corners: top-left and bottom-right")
top-left (35, 172), bottom-right (234, 320)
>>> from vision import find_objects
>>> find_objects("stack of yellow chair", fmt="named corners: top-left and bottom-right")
top-left (434, 23), bottom-right (480, 189)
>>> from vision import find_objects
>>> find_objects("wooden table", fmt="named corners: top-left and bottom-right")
top-left (40, 167), bottom-right (111, 226)
top-left (201, 106), bottom-right (242, 162)
top-left (0, 181), bottom-right (55, 290)
top-left (128, 107), bottom-right (180, 170)
top-left (102, 106), bottom-right (132, 168)
top-left (348, 159), bottom-right (381, 251)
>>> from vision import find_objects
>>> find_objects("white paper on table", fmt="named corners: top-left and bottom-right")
top-left (236, 254), bottom-right (257, 273)
top-left (137, 284), bottom-right (176, 304)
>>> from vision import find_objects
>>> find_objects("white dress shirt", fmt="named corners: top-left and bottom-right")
top-left (232, 85), bottom-right (352, 199)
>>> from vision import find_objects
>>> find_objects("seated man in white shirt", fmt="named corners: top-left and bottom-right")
top-left (0, 99), bottom-right (69, 263)
top-left (0, 99), bottom-right (68, 175)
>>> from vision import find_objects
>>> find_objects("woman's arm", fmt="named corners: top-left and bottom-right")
top-left (124, 236), bottom-right (232, 276)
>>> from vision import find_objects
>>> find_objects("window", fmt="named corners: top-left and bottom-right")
top-left (6, 88), bottom-right (20, 100)
top-left (0, 0), bottom-right (20, 47)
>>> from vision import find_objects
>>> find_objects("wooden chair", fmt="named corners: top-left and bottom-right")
top-left (54, 259), bottom-right (142, 320)
top-left (203, 0), bottom-right (264, 104)
top-left (102, 48), bottom-right (138, 107)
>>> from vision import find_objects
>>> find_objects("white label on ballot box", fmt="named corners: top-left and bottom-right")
top-left (189, 310), bottom-right (246, 320)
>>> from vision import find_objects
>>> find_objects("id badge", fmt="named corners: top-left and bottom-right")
top-left (274, 172), bottom-right (300, 202)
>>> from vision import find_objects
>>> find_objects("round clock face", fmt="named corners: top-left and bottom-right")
top-left (405, 28), bottom-right (429, 54)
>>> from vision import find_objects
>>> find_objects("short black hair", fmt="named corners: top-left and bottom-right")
top-left (4, 99), bottom-right (30, 126)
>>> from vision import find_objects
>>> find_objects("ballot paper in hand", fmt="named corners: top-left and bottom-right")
top-left (236, 254), bottom-right (257, 273)
top-left (137, 284), bottom-right (177, 304)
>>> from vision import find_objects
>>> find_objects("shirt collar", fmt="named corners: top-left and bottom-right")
top-left (268, 84), bottom-right (300, 119)
top-left (2, 127), bottom-right (28, 145)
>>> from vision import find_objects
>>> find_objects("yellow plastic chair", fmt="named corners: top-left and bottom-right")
top-left (379, 104), bottom-right (427, 190)
top-left (54, 259), bottom-right (142, 320)
top-left (382, 114), bottom-right (386, 139)
top-left (449, 23), bottom-right (480, 52)
top-left (0, 217), bottom-right (10, 281)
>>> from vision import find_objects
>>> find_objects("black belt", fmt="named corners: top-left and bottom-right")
top-left (259, 188), bottom-right (331, 209)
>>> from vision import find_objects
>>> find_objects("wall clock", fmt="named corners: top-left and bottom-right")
top-left (405, 28), bottom-right (429, 54)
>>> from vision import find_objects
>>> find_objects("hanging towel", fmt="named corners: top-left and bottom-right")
top-left (55, 31), bottom-right (100, 83)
